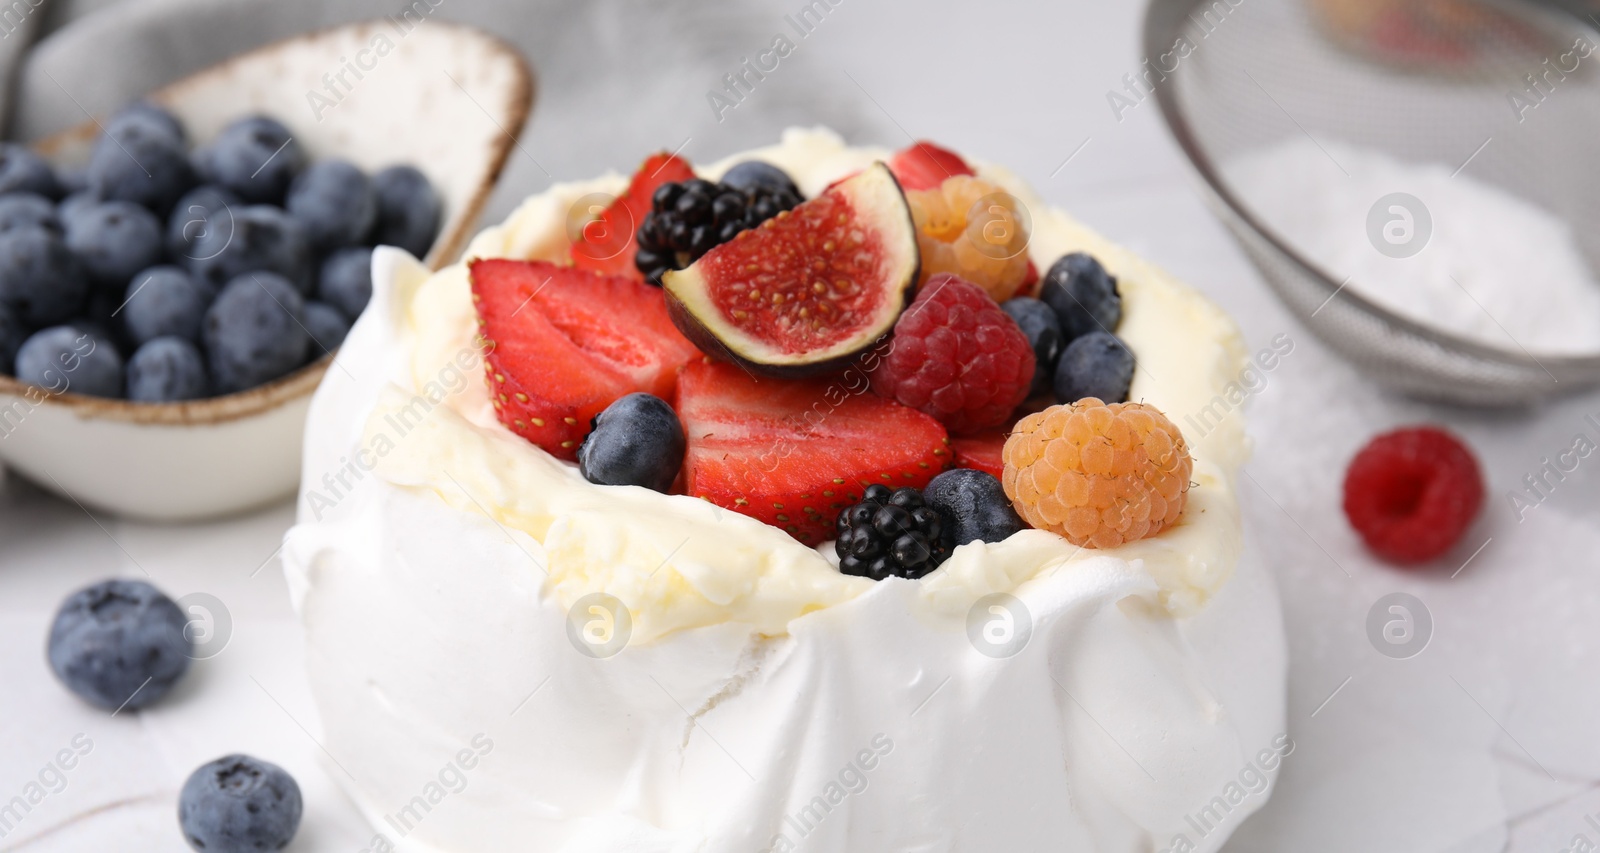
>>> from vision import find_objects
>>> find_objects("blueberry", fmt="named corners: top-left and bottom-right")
top-left (87, 131), bottom-right (195, 215)
top-left (104, 101), bottom-right (185, 148)
top-left (56, 166), bottom-right (89, 196)
top-left (16, 325), bottom-right (123, 397)
top-left (127, 337), bottom-right (208, 402)
top-left (0, 302), bottom-right (23, 373)
top-left (286, 159), bottom-right (375, 251)
top-left (1040, 252), bottom-right (1121, 342)
top-left (122, 266), bottom-right (210, 345)
top-left (719, 161), bottom-right (801, 198)
top-left (196, 115), bottom-right (306, 204)
top-left (178, 754), bottom-right (302, 853)
top-left (1001, 296), bottom-right (1062, 397)
top-left (1054, 331), bottom-right (1134, 404)
top-left (65, 201), bottom-right (163, 287)
top-left (303, 300), bottom-right (350, 353)
top-left (203, 273), bottom-right (309, 394)
top-left (189, 205), bottom-right (311, 294)
top-left (166, 184), bottom-right (239, 260)
top-left (317, 246), bottom-right (371, 320)
top-left (0, 226), bottom-right (89, 326)
top-left (0, 144), bottom-right (60, 198)
top-left (46, 578), bottom-right (189, 710)
top-left (577, 392), bottom-right (685, 492)
top-left (923, 469), bottom-right (1024, 548)
top-left (0, 192), bottom-right (60, 233)
top-left (370, 165), bottom-right (440, 257)
top-left (58, 191), bottom-right (98, 228)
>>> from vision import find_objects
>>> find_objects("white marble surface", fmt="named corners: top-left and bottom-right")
top-left (4, 0), bottom-right (1600, 850)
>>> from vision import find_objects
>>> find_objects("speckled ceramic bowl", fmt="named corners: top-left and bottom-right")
top-left (0, 20), bottom-right (533, 520)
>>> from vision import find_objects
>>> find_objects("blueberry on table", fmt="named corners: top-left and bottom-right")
top-left (1040, 252), bottom-right (1121, 342)
top-left (166, 184), bottom-right (240, 260)
top-left (303, 300), bottom-right (351, 353)
top-left (47, 578), bottom-right (189, 710)
top-left (0, 226), bottom-right (89, 326)
top-left (0, 144), bottom-right (61, 198)
top-left (577, 392), bottom-right (686, 493)
top-left (317, 246), bottom-right (372, 320)
top-left (65, 200), bottom-right (164, 287)
top-left (178, 754), bottom-right (302, 853)
top-left (189, 205), bottom-right (312, 294)
top-left (195, 115), bottom-right (307, 204)
top-left (127, 337), bottom-right (208, 402)
top-left (1054, 330), bottom-right (1134, 405)
top-left (923, 468), bottom-right (1025, 548)
top-left (203, 272), bottom-right (309, 394)
top-left (370, 164), bottom-right (441, 258)
top-left (1001, 296), bottom-right (1064, 398)
top-left (0, 192), bottom-right (60, 233)
top-left (122, 266), bottom-right (210, 346)
top-left (88, 131), bottom-right (196, 215)
top-left (286, 159), bottom-right (376, 251)
top-left (15, 325), bottom-right (124, 398)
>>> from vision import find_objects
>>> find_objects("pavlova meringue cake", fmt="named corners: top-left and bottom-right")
top-left (283, 128), bottom-right (1287, 853)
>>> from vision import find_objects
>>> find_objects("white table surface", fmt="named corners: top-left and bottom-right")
top-left (5, 0), bottom-right (1600, 850)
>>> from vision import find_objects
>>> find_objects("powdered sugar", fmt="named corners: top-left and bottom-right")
top-left (1227, 139), bottom-right (1600, 356)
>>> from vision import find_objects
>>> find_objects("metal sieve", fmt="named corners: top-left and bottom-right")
top-left (1146, 0), bottom-right (1600, 405)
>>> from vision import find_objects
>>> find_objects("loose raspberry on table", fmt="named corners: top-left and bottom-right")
top-left (1342, 426), bottom-right (1484, 564)
top-left (869, 274), bottom-right (1035, 436)
top-left (1002, 397), bottom-right (1192, 549)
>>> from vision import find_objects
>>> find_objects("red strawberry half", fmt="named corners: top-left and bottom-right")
top-left (676, 359), bottom-right (951, 545)
top-left (472, 259), bottom-right (701, 460)
top-left (951, 432), bottom-right (1007, 480)
top-left (888, 141), bottom-right (974, 191)
top-left (570, 152), bottom-right (696, 279)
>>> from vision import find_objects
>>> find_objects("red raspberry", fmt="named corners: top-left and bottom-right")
top-left (870, 273), bottom-right (1035, 436)
top-left (1342, 426), bottom-right (1484, 564)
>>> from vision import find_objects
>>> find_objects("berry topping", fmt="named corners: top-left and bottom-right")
top-left (887, 140), bottom-right (974, 191)
top-left (1040, 252), bottom-right (1121, 340)
top-left (1001, 296), bottom-right (1064, 398)
top-left (905, 175), bottom-right (1031, 301)
top-left (835, 484), bottom-right (952, 580)
top-left (578, 392), bottom-right (686, 492)
top-left (179, 754), bottom-right (303, 853)
top-left (471, 260), bottom-right (700, 460)
top-left (47, 578), bottom-right (190, 710)
top-left (950, 431), bottom-right (1007, 479)
top-left (676, 359), bottom-right (951, 544)
top-left (634, 175), bottom-right (801, 285)
top-left (719, 160), bottom-right (803, 197)
top-left (570, 151), bottom-right (696, 279)
top-left (1002, 398), bottom-right (1192, 549)
top-left (869, 274), bottom-right (1035, 436)
top-left (1342, 426), bottom-right (1484, 564)
top-left (1054, 330), bottom-right (1134, 404)
top-left (664, 162), bottom-right (918, 378)
top-left (923, 468), bottom-right (1026, 547)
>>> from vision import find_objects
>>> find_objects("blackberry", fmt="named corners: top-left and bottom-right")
top-left (834, 485), bottom-right (952, 581)
top-left (633, 177), bottom-right (801, 285)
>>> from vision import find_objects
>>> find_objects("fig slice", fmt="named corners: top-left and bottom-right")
top-left (662, 162), bottom-right (919, 378)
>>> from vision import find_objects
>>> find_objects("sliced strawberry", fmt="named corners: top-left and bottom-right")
top-left (951, 432), bottom-right (1007, 480)
top-left (888, 141), bottom-right (974, 191)
top-left (570, 152), bottom-right (697, 279)
top-left (676, 360), bottom-right (951, 545)
top-left (472, 259), bottom-right (701, 460)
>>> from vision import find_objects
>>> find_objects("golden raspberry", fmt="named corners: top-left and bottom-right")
top-left (906, 175), bottom-right (1030, 302)
top-left (1001, 397), bottom-right (1193, 549)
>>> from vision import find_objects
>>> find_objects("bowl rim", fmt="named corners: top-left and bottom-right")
top-left (0, 18), bottom-right (534, 427)
top-left (1142, 0), bottom-right (1600, 371)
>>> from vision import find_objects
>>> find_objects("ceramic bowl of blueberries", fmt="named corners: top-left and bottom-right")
top-left (0, 20), bottom-right (532, 520)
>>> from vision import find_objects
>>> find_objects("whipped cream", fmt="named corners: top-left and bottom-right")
top-left (284, 128), bottom-right (1286, 853)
